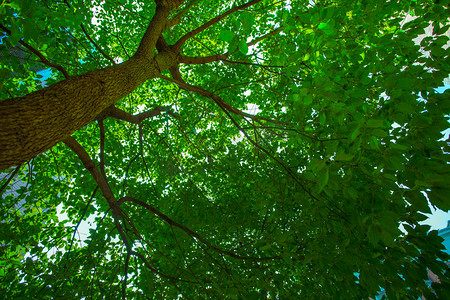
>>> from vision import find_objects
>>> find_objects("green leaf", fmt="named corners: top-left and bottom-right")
top-left (318, 22), bottom-right (334, 35)
top-left (335, 152), bottom-right (354, 161)
top-left (318, 167), bottom-right (329, 193)
top-left (238, 39), bottom-right (248, 55)
top-left (219, 30), bottom-right (236, 42)
top-left (365, 119), bottom-right (385, 128)
top-left (367, 224), bottom-right (381, 246)
top-left (349, 125), bottom-right (361, 142)
top-left (372, 129), bottom-right (388, 138)
top-left (302, 94), bottom-right (313, 106)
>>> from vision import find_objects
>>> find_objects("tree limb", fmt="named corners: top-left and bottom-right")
top-left (66, 186), bottom-right (99, 258)
top-left (173, 0), bottom-right (263, 50)
top-left (119, 196), bottom-right (281, 261)
top-left (98, 120), bottom-right (107, 179)
top-left (134, 1), bottom-right (180, 59)
top-left (158, 75), bottom-right (288, 125)
top-left (179, 26), bottom-right (283, 65)
top-left (63, 136), bottom-right (116, 207)
top-left (81, 24), bottom-right (116, 65)
top-left (157, 75), bottom-right (320, 202)
top-left (165, 0), bottom-right (199, 29)
top-left (179, 53), bottom-right (229, 65)
top-left (122, 252), bottom-right (131, 300)
top-left (0, 24), bottom-right (70, 78)
top-left (103, 105), bottom-right (178, 124)
top-left (0, 164), bottom-right (22, 197)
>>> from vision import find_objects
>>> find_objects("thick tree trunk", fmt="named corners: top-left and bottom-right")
top-left (0, 54), bottom-right (174, 171)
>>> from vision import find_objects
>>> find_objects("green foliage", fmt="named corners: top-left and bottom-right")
top-left (1, 0), bottom-right (450, 298)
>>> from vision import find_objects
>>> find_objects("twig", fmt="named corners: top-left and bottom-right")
top-left (66, 186), bottom-right (99, 257)
top-left (179, 26), bottom-right (283, 65)
top-left (0, 24), bottom-right (70, 78)
top-left (122, 252), bottom-right (131, 300)
top-left (173, 0), bottom-right (263, 50)
top-left (81, 24), bottom-right (116, 65)
top-left (104, 105), bottom-right (178, 124)
top-left (158, 75), bottom-right (289, 125)
top-left (119, 196), bottom-right (281, 261)
top-left (165, 0), bottom-right (199, 29)
top-left (0, 164), bottom-right (22, 197)
top-left (98, 120), bottom-right (107, 179)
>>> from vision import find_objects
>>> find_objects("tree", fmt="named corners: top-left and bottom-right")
top-left (1, 0), bottom-right (450, 298)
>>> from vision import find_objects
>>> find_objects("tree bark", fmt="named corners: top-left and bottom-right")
top-left (0, 54), bottom-right (176, 171)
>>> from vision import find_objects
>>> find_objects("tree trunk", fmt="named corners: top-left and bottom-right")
top-left (0, 55), bottom-right (173, 171)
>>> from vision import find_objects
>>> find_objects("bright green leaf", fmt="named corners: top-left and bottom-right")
top-left (219, 30), bottom-right (236, 42)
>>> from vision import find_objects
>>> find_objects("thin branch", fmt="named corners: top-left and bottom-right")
top-left (66, 186), bottom-right (99, 257)
top-left (131, 250), bottom-right (188, 281)
top-left (179, 26), bottom-right (283, 65)
top-left (0, 24), bottom-right (70, 78)
top-left (173, 0), bottom-right (263, 50)
top-left (209, 93), bottom-right (319, 202)
top-left (122, 252), bottom-right (131, 300)
top-left (213, 77), bottom-right (270, 92)
top-left (103, 105), bottom-right (178, 124)
top-left (158, 75), bottom-right (320, 202)
top-left (223, 59), bottom-right (285, 68)
top-left (113, 34), bottom-right (131, 59)
top-left (241, 126), bottom-right (347, 142)
top-left (158, 75), bottom-right (288, 125)
top-left (144, 124), bottom-right (221, 209)
top-left (170, 225), bottom-right (204, 287)
top-left (247, 26), bottom-right (283, 47)
top-left (98, 120), bottom-right (107, 179)
top-left (139, 237), bottom-right (197, 285)
top-left (0, 164), bottom-right (22, 197)
top-left (179, 53), bottom-right (228, 65)
top-left (49, 149), bottom-right (62, 182)
top-left (65, 29), bottom-right (102, 68)
top-left (80, 24), bottom-right (116, 65)
top-left (119, 196), bottom-right (281, 261)
top-left (165, 0), bottom-right (199, 29)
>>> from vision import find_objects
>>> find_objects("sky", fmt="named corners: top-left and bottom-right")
top-left (423, 82), bottom-right (450, 230)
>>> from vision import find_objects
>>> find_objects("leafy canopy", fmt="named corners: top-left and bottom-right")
top-left (1, 0), bottom-right (450, 298)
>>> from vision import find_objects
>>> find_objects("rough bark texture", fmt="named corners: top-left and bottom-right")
top-left (0, 54), bottom-right (176, 171)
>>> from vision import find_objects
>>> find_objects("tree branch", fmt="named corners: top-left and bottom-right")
top-left (103, 105), bottom-right (178, 124)
top-left (119, 196), bottom-right (281, 261)
top-left (179, 26), bottom-right (282, 65)
top-left (158, 75), bottom-right (288, 125)
top-left (0, 164), bottom-right (22, 197)
top-left (131, 250), bottom-right (187, 281)
top-left (248, 26), bottom-right (283, 47)
top-left (133, 2), bottom-right (180, 59)
top-left (158, 75), bottom-right (320, 202)
top-left (66, 186), bottom-right (99, 258)
top-left (63, 136), bottom-right (116, 206)
top-left (0, 24), bottom-right (70, 78)
top-left (98, 120), bottom-right (107, 179)
top-left (80, 24), bottom-right (116, 65)
top-left (122, 252), bottom-right (131, 300)
top-left (165, 0), bottom-right (199, 29)
top-left (179, 53), bottom-right (229, 65)
top-left (173, 0), bottom-right (263, 50)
